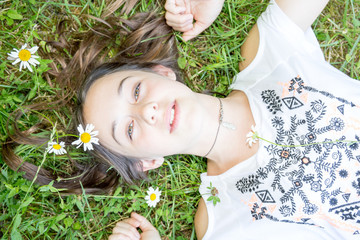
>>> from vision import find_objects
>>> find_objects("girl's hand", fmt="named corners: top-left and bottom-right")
top-left (109, 212), bottom-right (161, 240)
top-left (165, 0), bottom-right (224, 41)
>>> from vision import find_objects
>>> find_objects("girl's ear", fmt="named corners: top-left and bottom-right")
top-left (151, 65), bottom-right (176, 81)
top-left (141, 157), bottom-right (165, 171)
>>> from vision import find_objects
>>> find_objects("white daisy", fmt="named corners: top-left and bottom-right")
top-left (72, 124), bottom-right (99, 151)
top-left (246, 125), bottom-right (259, 147)
top-left (145, 187), bottom-right (162, 208)
top-left (47, 141), bottom-right (67, 155)
top-left (7, 44), bottom-right (40, 72)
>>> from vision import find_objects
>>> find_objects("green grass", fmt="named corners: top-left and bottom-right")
top-left (0, 0), bottom-right (359, 239)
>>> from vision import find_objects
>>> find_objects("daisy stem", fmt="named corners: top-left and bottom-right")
top-left (30, 109), bottom-right (55, 129)
top-left (257, 136), bottom-right (359, 148)
top-left (56, 171), bottom-right (86, 182)
top-left (30, 109), bottom-right (60, 141)
top-left (57, 133), bottom-right (79, 138)
top-left (145, 209), bottom-right (152, 218)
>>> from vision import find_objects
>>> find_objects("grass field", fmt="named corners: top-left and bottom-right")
top-left (0, 0), bottom-right (359, 239)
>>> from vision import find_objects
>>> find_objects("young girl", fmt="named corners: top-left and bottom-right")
top-left (3, 0), bottom-right (359, 239)
top-left (107, 0), bottom-right (360, 239)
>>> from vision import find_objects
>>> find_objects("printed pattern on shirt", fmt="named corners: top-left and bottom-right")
top-left (236, 76), bottom-right (360, 235)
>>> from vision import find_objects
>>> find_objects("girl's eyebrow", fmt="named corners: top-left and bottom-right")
top-left (117, 76), bottom-right (131, 96)
top-left (112, 76), bottom-right (132, 146)
top-left (112, 120), bottom-right (122, 146)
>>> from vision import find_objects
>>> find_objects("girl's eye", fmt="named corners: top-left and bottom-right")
top-left (128, 120), bottom-right (134, 140)
top-left (134, 83), bottom-right (141, 101)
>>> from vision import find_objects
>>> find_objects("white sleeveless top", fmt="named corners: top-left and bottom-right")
top-left (199, 1), bottom-right (360, 239)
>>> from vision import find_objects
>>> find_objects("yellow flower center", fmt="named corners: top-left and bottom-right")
top-left (150, 193), bottom-right (156, 201)
top-left (80, 132), bottom-right (91, 143)
top-left (18, 49), bottom-right (31, 61)
top-left (53, 144), bottom-right (62, 150)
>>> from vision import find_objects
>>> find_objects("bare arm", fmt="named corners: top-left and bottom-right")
top-left (194, 198), bottom-right (208, 240)
top-left (240, 0), bottom-right (330, 70)
top-left (275, 0), bottom-right (329, 31)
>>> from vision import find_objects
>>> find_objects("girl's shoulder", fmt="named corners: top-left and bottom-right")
top-left (194, 197), bottom-right (208, 240)
top-left (239, 24), bottom-right (259, 72)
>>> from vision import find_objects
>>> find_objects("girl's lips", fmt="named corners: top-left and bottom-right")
top-left (168, 101), bottom-right (178, 133)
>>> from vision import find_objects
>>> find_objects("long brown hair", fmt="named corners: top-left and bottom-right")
top-left (2, 0), bottom-right (181, 194)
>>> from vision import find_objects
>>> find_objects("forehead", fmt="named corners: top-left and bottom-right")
top-left (88, 70), bottom-right (131, 92)
top-left (85, 69), bottom-right (161, 94)
top-left (83, 71), bottom-right (124, 120)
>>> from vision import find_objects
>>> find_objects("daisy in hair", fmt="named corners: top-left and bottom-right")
top-left (72, 124), bottom-right (99, 151)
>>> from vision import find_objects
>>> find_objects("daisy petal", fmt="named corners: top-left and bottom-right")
top-left (29, 46), bottom-right (39, 53)
top-left (8, 52), bottom-right (19, 58)
top-left (85, 124), bottom-right (95, 132)
top-left (77, 124), bottom-right (85, 134)
top-left (12, 59), bottom-right (21, 65)
top-left (28, 58), bottom-right (40, 66)
top-left (25, 62), bottom-right (33, 72)
top-left (72, 139), bottom-right (82, 147)
top-left (91, 130), bottom-right (99, 136)
top-left (19, 61), bottom-right (24, 71)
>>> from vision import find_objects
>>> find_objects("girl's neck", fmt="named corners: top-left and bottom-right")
top-left (204, 91), bottom-right (258, 176)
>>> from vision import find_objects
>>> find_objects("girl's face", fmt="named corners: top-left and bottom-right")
top-left (83, 68), bottom-right (205, 160)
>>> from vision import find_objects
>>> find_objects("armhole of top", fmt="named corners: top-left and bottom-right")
top-left (239, 24), bottom-right (260, 71)
top-left (194, 198), bottom-right (209, 240)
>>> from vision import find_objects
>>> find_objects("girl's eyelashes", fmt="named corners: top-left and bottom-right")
top-left (127, 82), bottom-right (140, 141)
top-left (134, 82), bottom-right (141, 102)
top-left (128, 120), bottom-right (134, 140)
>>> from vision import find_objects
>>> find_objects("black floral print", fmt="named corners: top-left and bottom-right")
top-left (236, 76), bottom-right (360, 233)
top-left (261, 90), bottom-right (283, 114)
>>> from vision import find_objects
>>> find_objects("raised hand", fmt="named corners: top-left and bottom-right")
top-left (165, 0), bottom-right (224, 41)
top-left (109, 212), bottom-right (161, 240)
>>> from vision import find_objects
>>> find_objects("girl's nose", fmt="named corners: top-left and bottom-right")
top-left (142, 102), bottom-right (158, 124)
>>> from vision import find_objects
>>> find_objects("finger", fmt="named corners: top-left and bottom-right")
top-left (165, 0), bottom-right (186, 14)
top-left (112, 222), bottom-right (140, 239)
top-left (182, 21), bottom-right (209, 41)
top-left (166, 18), bottom-right (193, 30)
top-left (165, 12), bottom-right (193, 25)
top-left (172, 23), bottom-right (194, 33)
top-left (165, 13), bottom-right (193, 32)
top-left (117, 218), bottom-right (140, 228)
top-left (184, 0), bottom-right (191, 14)
top-left (111, 227), bottom-right (139, 240)
top-left (108, 233), bottom-right (134, 240)
top-left (166, 19), bottom-right (193, 32)
top-left (131, 212), bottom-right (157, 232)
